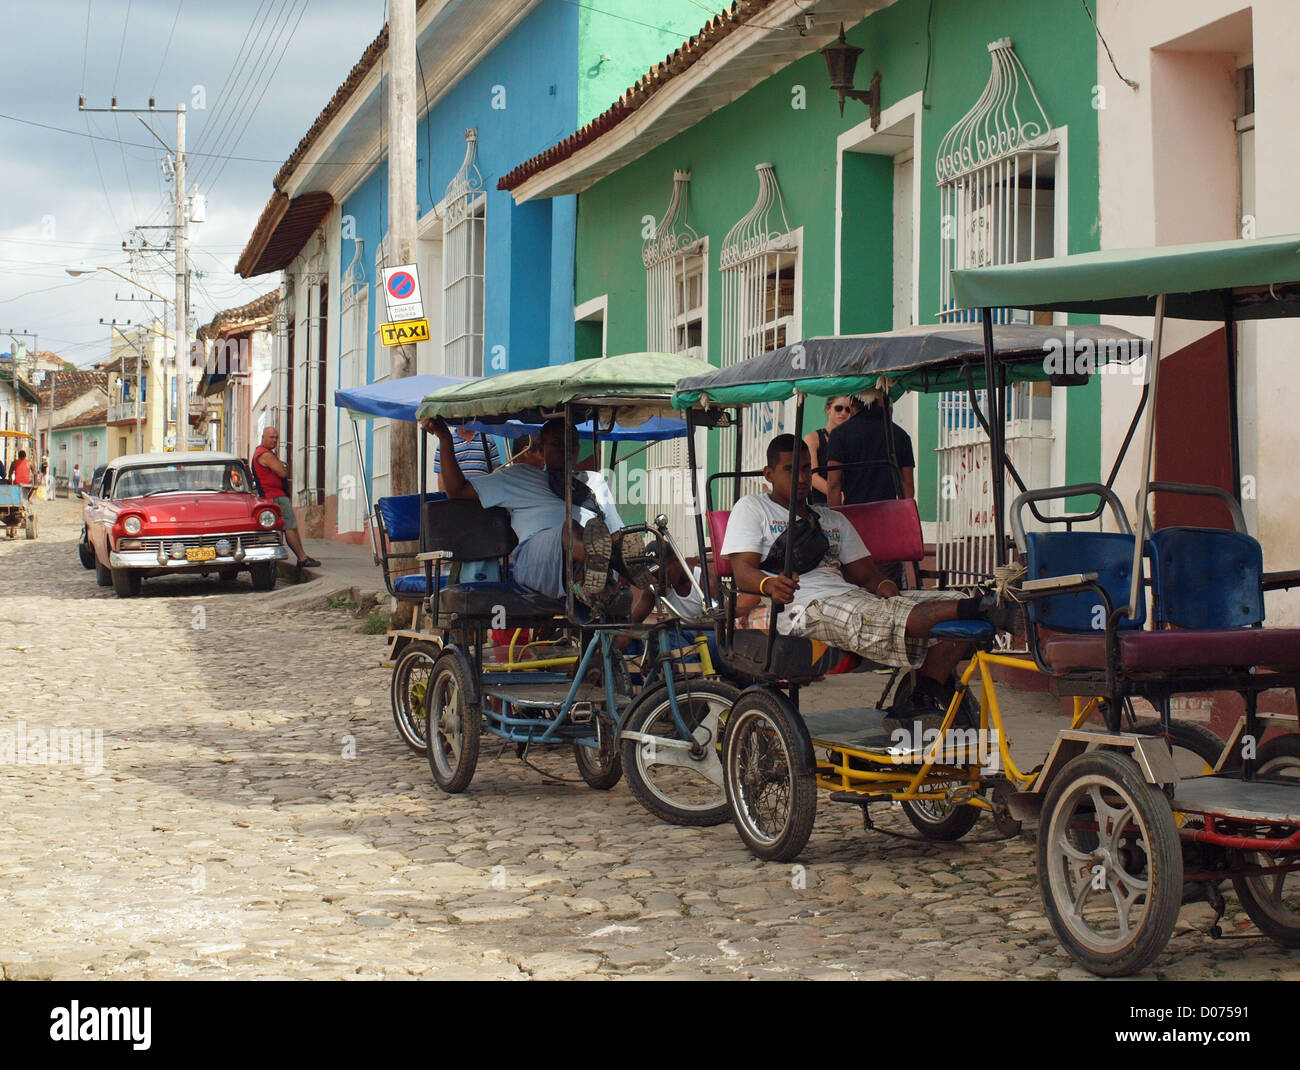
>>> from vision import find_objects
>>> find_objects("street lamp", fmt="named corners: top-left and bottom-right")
top-left (66, 263), bottom-right (186, 453)
top-left (65, 263), bottom-right (170, 302)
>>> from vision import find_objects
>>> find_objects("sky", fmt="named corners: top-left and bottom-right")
top-left (0, 0), bottom-right (388, 368)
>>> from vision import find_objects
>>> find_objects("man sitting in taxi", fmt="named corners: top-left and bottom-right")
top-left (721, 434), bottom-right (1017, 719)
top-left (423, 416), bottom-right (652, 611)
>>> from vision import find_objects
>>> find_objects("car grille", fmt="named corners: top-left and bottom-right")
top-left (140, 531), bottom-right (282, 553)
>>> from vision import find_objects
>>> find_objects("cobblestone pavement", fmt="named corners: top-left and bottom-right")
top-left (1, 499), bottom-right (1296, 980)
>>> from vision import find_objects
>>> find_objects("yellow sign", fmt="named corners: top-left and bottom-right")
top-left (379, 318), bottom-right (430, 347)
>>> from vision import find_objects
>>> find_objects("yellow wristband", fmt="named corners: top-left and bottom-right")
top-left (758, 575), bottom-right (772, 597)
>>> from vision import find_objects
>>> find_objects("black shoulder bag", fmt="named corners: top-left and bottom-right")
top-left (759, 508), bottom-right (830, 575)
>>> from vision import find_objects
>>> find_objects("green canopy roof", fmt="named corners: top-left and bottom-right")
top-left (416, 352), bottom-right (712, 423)
top-left (671, 323), bottom-right (1145, 408)
top-left (951, 233), bottom-right (1300, 320)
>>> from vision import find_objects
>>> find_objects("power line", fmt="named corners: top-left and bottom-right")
top-left (80, 0), bottom-right (94, 97)
top-left (189, 0), bottom-right (274, 160)
top-left (190, 0), bottom-right (283, 169)
top-left (152, 0), bottom-right (186, 98)
top-left (83, 115), bottom-right (123, 236)
top-left (192, 0), bottom-right (301, 193)
top-left (0, 110), bottom-right (376, 167)
top-left (202, 0), bottom-right (311, 197)
top-left (112, 0), bottom-right (133, 97)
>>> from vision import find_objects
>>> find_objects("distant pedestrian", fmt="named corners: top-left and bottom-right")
top-left (510, 434), bottom-right (543, 468)
top-left (41, 462), bottom-right (54, 498)
top-left (11, 450), bottom-right (31, 499)
top-left (804, 395), bottom-right (855, 506)
top-left (433, 427), bottom-right (499, 491)
top-left (252, 426), bottom-right (321, 569)
top-left (826, 391), bottom-right (916, 587)
top-left (71, 465), bottom-right (82, 496)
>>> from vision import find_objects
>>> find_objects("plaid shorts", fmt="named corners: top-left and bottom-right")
top-left (794, 588), bottom-right (960, 669)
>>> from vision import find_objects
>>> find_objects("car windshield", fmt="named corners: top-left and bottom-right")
top-left (114, 462), bottom-right (251, 498)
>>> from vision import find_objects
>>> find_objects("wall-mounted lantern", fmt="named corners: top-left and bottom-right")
top-left (821, 23), bottom-right (881, 129)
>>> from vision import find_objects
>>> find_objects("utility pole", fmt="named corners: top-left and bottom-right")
top-left (80, 97), bottom-right (190, 452)
top-left (174, 105), bottom-right (189, 450)
top-left (102, 319), bottom-right (150, 453)
top-left (387, 0), bottom-right (418, 495)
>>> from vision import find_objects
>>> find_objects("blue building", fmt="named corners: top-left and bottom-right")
top-left (236, 0), bottom-right (702, 541)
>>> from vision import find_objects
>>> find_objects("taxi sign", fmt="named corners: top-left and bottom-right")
top-left (381, 264), bottom-right (424, 321)
top-left (379, 317), bottom-right (431, 347)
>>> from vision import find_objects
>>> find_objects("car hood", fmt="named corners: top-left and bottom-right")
top-left (116, 492), bottom-right (270, 526)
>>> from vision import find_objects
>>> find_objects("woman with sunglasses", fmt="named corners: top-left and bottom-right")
top-left (803, 396), bottom-right (855, 505)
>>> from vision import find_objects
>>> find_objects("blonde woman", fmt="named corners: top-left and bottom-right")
top-left (804, 395), bottom-right (855, 505)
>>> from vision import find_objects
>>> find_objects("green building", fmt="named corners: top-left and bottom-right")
top-left (501, 0), bottom-right (1103, 572)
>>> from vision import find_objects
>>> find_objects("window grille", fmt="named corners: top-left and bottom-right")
top-left (718, 162), bottom-right (799, 505)
top-left (443, 129), bottom-right (486, 377)
top-left (934, 38), bottom-right (1058, 582)
top-left (642, 171), bottom-right (707, 541)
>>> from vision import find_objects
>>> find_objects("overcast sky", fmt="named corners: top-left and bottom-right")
top-left (0, 0), bottom-right (387, 367)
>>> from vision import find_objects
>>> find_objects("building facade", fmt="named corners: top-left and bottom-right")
top-left (505, 0), bottom-right (1102, 562)
top-left (196, 292), bottom-right (277, 459)
top-left (235, 0), bottom-right (705, 541)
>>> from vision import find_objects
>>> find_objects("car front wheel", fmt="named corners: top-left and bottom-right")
top-left (95, 557), bottom-right (112, 587)
top-left (111, 568), bottom-right (142, 598)
top-left (249, 563), bottom-right (277, 591)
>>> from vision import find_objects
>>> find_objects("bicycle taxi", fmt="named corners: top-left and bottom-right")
top-left (946, 233), bottom-right (1300, 974)
top-left (403, 352), bottom-right (742, 821)
top-left (673, 302), bottom-right (1281, 974)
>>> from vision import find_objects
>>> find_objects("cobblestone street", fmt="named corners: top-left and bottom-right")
top-left (1, 499), bottom-right (1295, 980)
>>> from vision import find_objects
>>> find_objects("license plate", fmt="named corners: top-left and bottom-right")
top-left (186, 546), bottom-right (217, 562)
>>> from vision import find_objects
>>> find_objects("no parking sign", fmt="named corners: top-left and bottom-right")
top-left (381, 264), bottom-right (424, 322)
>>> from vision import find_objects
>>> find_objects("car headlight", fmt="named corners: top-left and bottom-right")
top-left (258, 509), bottom-right (277, 529)
top-left (123, 515), bottom-right (142, 535)
top-left (170, 542), bottom-right (187, 559)
top-left (215, 538), bottom-right (233, 557)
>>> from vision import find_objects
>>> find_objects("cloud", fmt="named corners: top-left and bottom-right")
top-left (0, 0), bottom-right (383, 365)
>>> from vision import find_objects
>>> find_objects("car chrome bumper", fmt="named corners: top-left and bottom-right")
top-left (110, 543), bottom-right (288, 569)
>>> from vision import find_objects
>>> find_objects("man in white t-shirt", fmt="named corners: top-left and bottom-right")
top-left (721, 434), bottom-right (1017, 719)
top-left (424, 416), bottom-right (652, 610)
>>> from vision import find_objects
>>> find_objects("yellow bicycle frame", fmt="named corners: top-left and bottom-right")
top-left (813, 650), bottom-right (1101, 812)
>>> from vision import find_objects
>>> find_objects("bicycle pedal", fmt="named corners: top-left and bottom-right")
top-left (950, 787), bottom-right (977, 804)
top-left (568, 701), bottom-right (594, 726)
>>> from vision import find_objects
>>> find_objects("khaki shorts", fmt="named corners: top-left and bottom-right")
top-left (274, 495), bottom-right (297, 531)
top-left (795, 588), bottom-right (958, 669)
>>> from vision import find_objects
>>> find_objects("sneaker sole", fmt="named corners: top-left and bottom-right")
top-left (614, 530), bottom-right (655, 588)
top-left (582, 518), bottom-right (612, 597)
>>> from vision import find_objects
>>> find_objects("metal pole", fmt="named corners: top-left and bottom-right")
top-left (1223, 293), bottom-right (1242, 506)
top-left (387, 0), bottom-right (419, 496)
top-left (981, 311), bottom-right (1007, 570)
top-left (351, 417), bottom-right (380, 563)
top-left (175, 104), bottom-right (189, 451)
top-left (1129, 293), bottom-right (1167, 618)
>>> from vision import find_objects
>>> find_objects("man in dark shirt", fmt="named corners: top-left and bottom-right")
top-left (825, 392), bottom-right (915, 505)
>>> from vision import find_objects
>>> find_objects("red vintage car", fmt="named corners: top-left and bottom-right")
top-left (85, 451), bottom-right (288, 597)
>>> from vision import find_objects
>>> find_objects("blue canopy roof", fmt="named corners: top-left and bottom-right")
top-left (335, 374), bottom-right (470, 422)
top-left (335, 372), bottom-right (687, 441)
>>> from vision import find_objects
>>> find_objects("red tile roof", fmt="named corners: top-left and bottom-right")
top-left (497, 0), bottom-right (780, 193)
top-left (56, 405), bottom-right (108, 432)
top-left (197, 290), bottom-right (280, 342)
top-left (36, 370), bottom-right (109, 411)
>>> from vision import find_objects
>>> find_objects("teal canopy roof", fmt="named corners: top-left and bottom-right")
top-left (951, 234), bottom-right (1300, 320)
